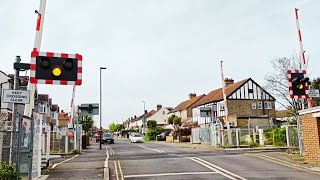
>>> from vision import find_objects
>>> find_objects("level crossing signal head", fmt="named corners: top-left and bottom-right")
top-left (30, 51), bottom-right (82, 85)
top-left (288, 70), bottom-right (310, 99)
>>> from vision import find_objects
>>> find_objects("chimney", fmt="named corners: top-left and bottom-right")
top-left (134, 115), bottom-right (137, 119)
top-left (189, 93), bottom-right (197, 99)
top-left (225, 78), bottom-right (234, 87)
top-left (61, 110), bottom-right (64, 113)
top-left (157, 105), bottom-right (162, 111)
top-left (144, 110), bottom-right (148, 114)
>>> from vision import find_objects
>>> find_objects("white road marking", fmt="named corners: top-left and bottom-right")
top-left (186, 157), bottom-right (237, 180)
top-left (118, 161), bottom-right (124, 180)
top-left (104, 147), bottom-right (109, 180)
top-left (51, 154), bottom-right (79, 169)
top-left (124, 171), bottom-right (218, 178)
top-left (136, 144), bottom-right (165, 153)
top-left (187, 157), bottom-right (247, 180)
top-left (106, 145), bottom-right (115, 155)
top-left (114, 161), bottom-right (119, 180)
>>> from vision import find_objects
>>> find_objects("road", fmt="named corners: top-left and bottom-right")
top-left (107, 139), bottom-right (320, 180)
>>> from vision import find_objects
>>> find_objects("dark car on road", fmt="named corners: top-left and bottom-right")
top-left (102, 133), bottom-right (114, 144)
top-left (157, 130), bottom-right (172, 141)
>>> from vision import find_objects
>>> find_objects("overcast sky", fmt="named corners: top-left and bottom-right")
top-left (1, 0), bottom-right (319, 128)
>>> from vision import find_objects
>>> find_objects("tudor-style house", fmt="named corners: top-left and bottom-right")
top-left (168, 93), bottom-right (205, 124)
top-left (192, 78), bottom-right (276, 128)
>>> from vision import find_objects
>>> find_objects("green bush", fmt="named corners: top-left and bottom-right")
top-left (249, 142), bottom-right (260, 148)
top-left (0, 163), bottom-right (19, 180)
top-left (71, 149), bottom-right (81, 155)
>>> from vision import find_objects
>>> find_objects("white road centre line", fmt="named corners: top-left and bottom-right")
top-left (51, 154), bottom-right (79, 169)
top-left (136, 144), bottom-right (165, 153)
top-left (124, 172), bottom-right (218, 178)
top-left (117, 161), bottom-right (124, 180)
top-left (114, 161), bottom-right (119, 180)
top-left (192, 157), bottom-right (247, 180)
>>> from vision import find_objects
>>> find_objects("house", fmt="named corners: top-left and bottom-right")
top-left (51, 104), bottom-right (60, 127)
top-left (58, 111), bottom-right (69, 127)
top-left (192, 78), bottom-right (276, 128)
top-left (146, 105), bottom-right (172, 126)
top-left (0, 71), bottom-right (13, 113)
top-left (168, 93), bottom-right (205, 123)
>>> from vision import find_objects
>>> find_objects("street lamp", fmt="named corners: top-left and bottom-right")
top-left (142, 100), bottom-right (145, 135)
top-left (100, 67), bottom-right (107, 150)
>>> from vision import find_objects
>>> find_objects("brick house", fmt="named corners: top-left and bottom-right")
top-left (298, 107), bottom-right (320, 164)
top-left (192, 78), bottom-right (276, 128)
top-left (168, 93), bottom-right (205, 124)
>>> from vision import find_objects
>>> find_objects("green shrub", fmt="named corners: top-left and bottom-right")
top-left (264, 128), bottom-right (287, 147)
top-left (249, 142), bottom-right (260, 148)
top-left (71, 149), bottom-right (81, 155)
top-left (0, 163), bottom-right (19, 180)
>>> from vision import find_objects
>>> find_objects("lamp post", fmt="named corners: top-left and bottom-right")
top-left (100, 67), bottom-right (107, 150)
top-left (142, 100), bottom-right (145, 135)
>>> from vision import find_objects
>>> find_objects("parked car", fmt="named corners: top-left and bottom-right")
top-left (157, 130), bottom-right (172, 141)
top-left (130, 133), bottom-right (144, 143)
top-left (102, 133), bottom-right (114, 144)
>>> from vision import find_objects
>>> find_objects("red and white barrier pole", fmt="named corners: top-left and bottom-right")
top-left (295, 8), bottom-right (313, 107)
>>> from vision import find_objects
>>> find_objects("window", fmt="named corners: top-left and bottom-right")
top-left (163, 111), bottom-right (165, 115)
top-left (248, 89), bottom-right (253, 93)
top-left (258, 102), bottom-right (263, 109)
top-left (164, 119), bottom-right (166, 122)
top-left (220, 103), bottom-right (225, 111)
top-left (264, 101), bottom-right (272, 109)
top-left (252, 102), bottom-right (256, 109)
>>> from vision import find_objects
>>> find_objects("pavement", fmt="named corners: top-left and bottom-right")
top-left (44, 143), bottom-right (106, 180)
top-left (107, 138), bottom-right (320, 180)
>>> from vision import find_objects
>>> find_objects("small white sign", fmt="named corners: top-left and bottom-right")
top-left (309, 89), bottom-right (320, 98)
top-left (2, 89), bottom-right (30, 104)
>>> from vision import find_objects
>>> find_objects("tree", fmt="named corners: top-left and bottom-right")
top-left (109, 123), bottom-right (117, 132)
top-left (109, 123), bottom-right (123, 132)
top-left (168, 115), bottom-right (181, 126)
top-left (264, 54), bottom-right (307, 115)
top-left (147, 120), bottom-right (157, 129)
top-left (80, 115), bottom-right (94, 135)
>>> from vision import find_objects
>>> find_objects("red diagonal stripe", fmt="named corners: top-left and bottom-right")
top-left (298, 31), bottom-right (302, 41)
top-left (77, 67), bottom-right (82, 73)
top-left (36, 14), bottom-right (41, 31)
top-left (289, 86), bottom-right (293, 90)
top-left (295, 8), bottom-right (299, 19)
top-left (302, 52), bottom-right (306, 65)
